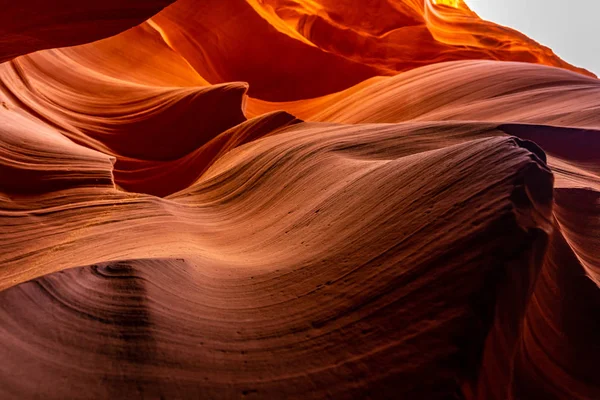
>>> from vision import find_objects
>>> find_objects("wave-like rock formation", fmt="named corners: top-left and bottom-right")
top-left (1, 0), bottom-right (599, 399)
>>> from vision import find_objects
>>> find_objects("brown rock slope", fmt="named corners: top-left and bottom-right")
top-left (0, 0), bottom-right (599, 399)
top-left (0, 122), bottom-right (555, 398)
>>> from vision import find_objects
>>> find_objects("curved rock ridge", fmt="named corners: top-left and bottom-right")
top-left (1, 54), bottom-right (259, 196)
top-left (247, 61), bottom-right (600, 128)
top-left (0, 120), bottom-right (547, 285)
top-left (1, 0), bottom-right (600, 399)
top-left (1, 131), bottom-right (554, 398)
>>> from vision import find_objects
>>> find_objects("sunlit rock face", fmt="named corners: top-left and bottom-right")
top-left (1, 0), bottom-right (599, 399)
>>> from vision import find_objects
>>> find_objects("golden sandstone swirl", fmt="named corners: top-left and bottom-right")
top-left (0, 0), bottom-right (599, 399)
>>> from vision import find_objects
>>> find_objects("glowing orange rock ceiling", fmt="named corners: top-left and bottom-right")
top-left (1, 0), bottom-right (599, 399)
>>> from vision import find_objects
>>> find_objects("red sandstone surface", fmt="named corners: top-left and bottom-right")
top-left (0, 0), bottom-right (598, 398)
